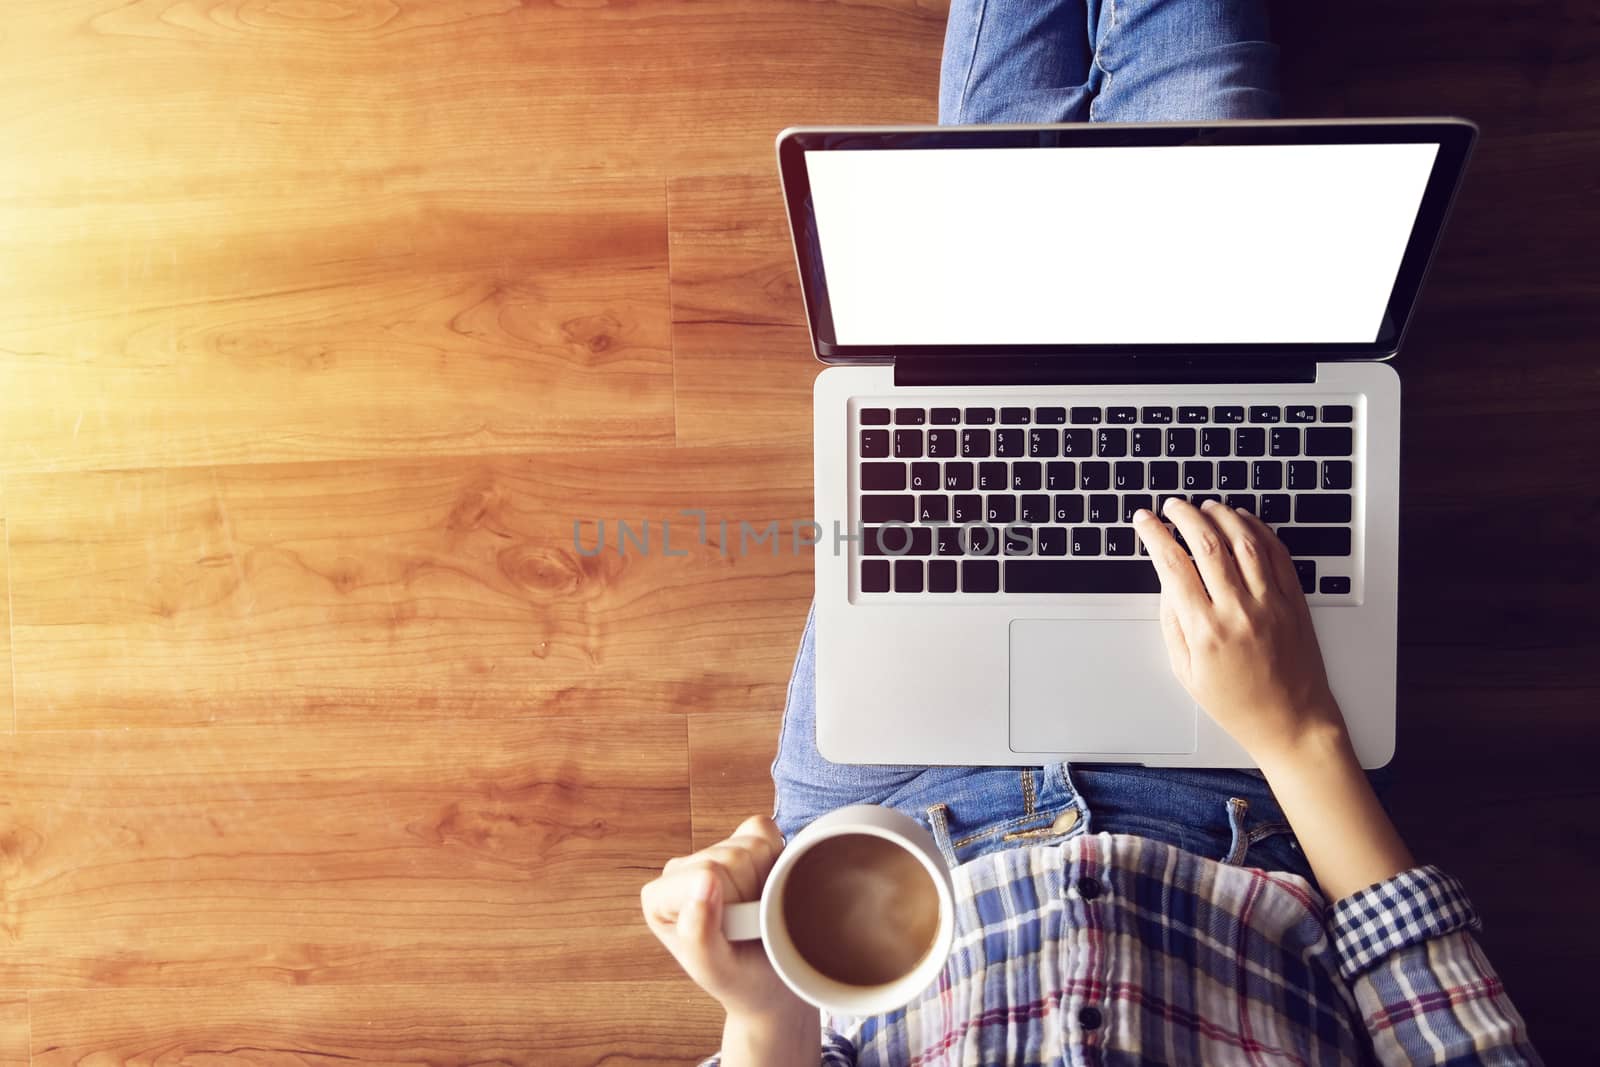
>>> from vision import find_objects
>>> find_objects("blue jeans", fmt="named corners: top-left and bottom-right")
top-left (770, 0), bottom-right (1297, 877)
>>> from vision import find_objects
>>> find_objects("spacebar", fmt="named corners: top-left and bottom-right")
top-left (1005, 560), bottom-right (1161, 594)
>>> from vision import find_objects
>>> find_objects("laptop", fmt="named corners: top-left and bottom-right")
top-left (777, 119), bottom-right (1476, 769)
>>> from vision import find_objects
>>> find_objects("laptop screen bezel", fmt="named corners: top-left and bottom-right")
top-left (776, 119), bottom-right (1477, 365)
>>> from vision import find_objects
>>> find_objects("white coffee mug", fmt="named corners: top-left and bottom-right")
top-left (721, 804), bottom-right (956, 1016)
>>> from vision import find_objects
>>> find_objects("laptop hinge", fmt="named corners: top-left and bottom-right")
top-left (893, 355), bottom-right (1317, 388)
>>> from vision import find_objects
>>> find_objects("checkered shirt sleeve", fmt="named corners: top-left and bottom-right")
top-left (1329, 864), bottom-right (1480, 980)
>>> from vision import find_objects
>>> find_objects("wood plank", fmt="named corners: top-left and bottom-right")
top-left (668, 174), bottom-right (820, 446)
top-left (0, 501), bottom-right (11, 733)
top-left (689, 709), bottom-right (782, 853)
top-left (0, 995), bottom-right (24, 1067)
top-left (0, 718), bottom-right (691, 988)
top-left (5, 447), bottom-right (813, 730)
top-left (0, 180), bottom-right (676, 473)
top-left (31, 983), bottom-right (723, 1067)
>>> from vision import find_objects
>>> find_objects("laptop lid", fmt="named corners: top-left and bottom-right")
top-left (776, 119), bottom-right (1475, 377)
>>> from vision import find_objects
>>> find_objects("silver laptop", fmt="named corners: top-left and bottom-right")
top-left (778, 119), bottom-right (1476, 769)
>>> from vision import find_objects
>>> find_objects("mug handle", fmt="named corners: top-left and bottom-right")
top-left (721, 900), bottom-right (762, 941)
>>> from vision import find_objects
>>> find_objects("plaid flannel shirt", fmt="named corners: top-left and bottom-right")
top-left (703, 833), bottom-right (1539, 1066)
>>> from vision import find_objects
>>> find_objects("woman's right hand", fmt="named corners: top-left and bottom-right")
top-left (1131, 498), bottom-right (1349, 763)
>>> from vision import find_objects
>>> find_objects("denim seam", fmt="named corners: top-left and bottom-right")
top-left (1088, 0), bottom-right (1117, 121)
top-left (1022, 769), bottom-right (1037, 815)
top-left (949, 800), bottom-right (1085, 850)
top-left (955, 0), bottom-right (989, 123)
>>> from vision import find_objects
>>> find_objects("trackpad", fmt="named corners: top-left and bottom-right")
top-left (1009, 620), bottom-right (1197, 755)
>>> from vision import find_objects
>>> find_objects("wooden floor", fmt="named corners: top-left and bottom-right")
top-left (0, 0), bottom-right (1593, 1062)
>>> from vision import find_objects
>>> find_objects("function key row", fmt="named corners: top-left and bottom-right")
top-left (861, 404), bottom-right (1354, 427)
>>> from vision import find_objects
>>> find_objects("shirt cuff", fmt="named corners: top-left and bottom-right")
top-left (1329, 864), bottom-right (1481, 980)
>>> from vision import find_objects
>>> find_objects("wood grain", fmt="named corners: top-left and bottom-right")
top-left (31, 983), bottom-right (723, 1067)
top-left (5, 447), bottom-right (812, 730)
top-left (689, 709), bottom-right (782, 852)
top-left (0, 718), bottom-right (690, 988)
top-left (0, 504), bottom-right (11, 733)
top-left (0, 995), bottom-right (25, 1067)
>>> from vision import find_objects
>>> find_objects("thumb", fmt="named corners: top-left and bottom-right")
top-left (676, 869), bottom-right (735, 978)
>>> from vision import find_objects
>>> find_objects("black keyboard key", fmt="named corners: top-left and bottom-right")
top-left (1004, 529), bottom-right (1033, 556)
top-left (1037, 527), bottom-right (1069, 556)
top-left (894, 408), bottom-right (926, 425)
top-left (1020, 494), bottom-right (1051, 524)
top-left (1012, 461), bottom-right (1042, 491)
top-left (931, 407), bottom-right (961, 425)
top-left (1080, 461), bottom-right (1111, 491)
top-left (1286, 461), bottom-right (1317, 491)
top-left (1106, 528), bottom-right (1136, 556)
top-left (1131, 428), bottom-right (1162, 457)
top-left (860, 408), bottom-right (891, 426)
top-left (1249, 405), bottom-right (1281, 423)
top-left (1192, 493), bottom-right (1222, 506)
top-left (1320, 576), bottom-right (1351, 595)
top-left (1122, 494), bottom-right (1153, 522)
top-left (1141, 406), bottom-right (1173, 424)
top-left (951, 495), bottom-right (982, 524)
top-left (861, 462), bottom-right (905, 491)
top-left (863, 525), bottom-right (932, 556)
top-left (894, 558), bottom-right (923, 592)
top-left (1006, 559), bottom-right (1160, 593)
top-left (861, 559), bottom-right (890, 592)
top-left (1149, 461), bottom-right (1180, 491)
top-left (1260, 493), bottom-right (1291, 523)
top-left (1165, 427), bottom-right (1197, 457)
top-left (1217, 461), bottom-right (1248, 491)
top-left (1061, 430), bottom-right (1092, 457)
top-left (1305, 427), bottom-right (1354, 456)
top-left (1088, 494), bottom-right (1119, 523)
top-left (1178, 406), bottom-right (1209, 424)
top-left (986, 495), bottom-right (1017, 524)
top-left (944, 462), bottom-right (974, 491)
top-left (1321, 404), bottom-right (1354, 423)
top-left (1000, 406), bottom-right (1031, 425)
top-left (963, 559), bottom-right (1000, 593)
top-left (1114, 461), bottom-right (1144, 490)
top-left (965, 407), bottom-right (996, 425)
top-left (978, 462), bottom-right (1007, 491)
top-left (1293, 559), bottom-right (1316, 594)
top-left (1252, 461), bottom-right (1283, 490)
top-left (1096, 428), bottom-right (1128, 457)
top-left (1286, 404), bottom-right (1317, 423)
top-left (1200, 428), bottom-right (1231, 457)
top-left (1070, 406), bottom-right (1103, 424)
top-left (965, 526), bottom-right (1001, 556)
top-left (1046, 462), bottom-right (1076, 490)
top-left (918, 495), bottom-right (948, 523)
top-left (1070, 527), bottom-right (1102, 556)
top-left (1029, 428), bottom-right (1060, 457)
top-left (1234, 427), bottom-right (1266, 457)
top-left (936, 526), bottom-right (964, 557)
top-left (1270, 427), bottom-right (1301, 456)
top-left (995, 428), bottom-right (1025, 457)
top-left (1225, 493), bottom-right (1257, 514)
top-left (1108, 407), bottom-right (1137, 424)
top-left (1036, 406), bottom-right (1067, 425)
top-left (1053, 494), bottom-right (1085, 523)
top-left (910, 462), bottom-right (939, 491)
top-left (1183, 462), bottom-right (1214, 491)
top-left (962, 428), bottom-right (991, 458)
top-left (861, 495), bottom-right (914, 524)
top-left (928, 559), bottom-right (958, 592)
top-left (1213, 405), bottom-right (1245, 424)
top-left (1295, 493), bottom-right (1353, 523)
top-left (894, 429), bottom-right (923, 458)
top-left (927, 428), bottom-right (957, 458)
top-left (1157, 494), bottom-right (1187, 515)
top-left (1277, 526), bottom-right (1352, 556)
top-left (860, 429), bottom-right (890, 457)
top-left (1322, 461), bottom-right (1353, 490)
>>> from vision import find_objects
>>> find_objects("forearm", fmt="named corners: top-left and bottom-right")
top-left (719, 1004), bottom-right (822, 1067)
top-left (1256, 719), bottom-right (1414, 902)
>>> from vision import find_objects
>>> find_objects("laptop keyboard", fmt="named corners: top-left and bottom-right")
top-left (854, 401), bottom-right (1357, 597)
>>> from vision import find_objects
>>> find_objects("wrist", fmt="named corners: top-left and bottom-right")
top-left (721, 997), bottom-right (817, 1067)
top-left (1253, 708), bottom-right (1353, 779)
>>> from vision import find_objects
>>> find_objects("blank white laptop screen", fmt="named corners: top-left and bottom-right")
top-left (804, 142), bottom-right (1440, 347)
